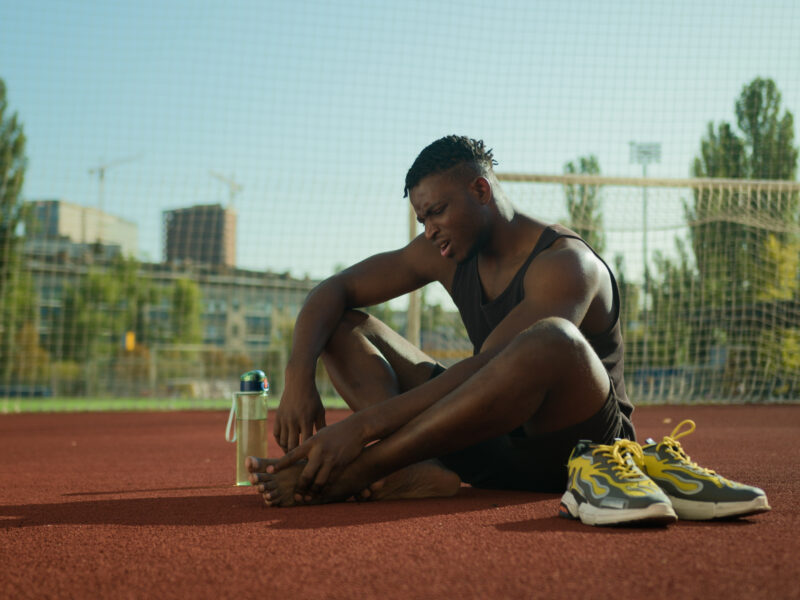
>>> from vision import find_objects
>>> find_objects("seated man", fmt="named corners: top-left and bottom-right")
top-left (248, 135), bottom-right (634, 507)
top-left (249, 135), bottom-right (772, 526)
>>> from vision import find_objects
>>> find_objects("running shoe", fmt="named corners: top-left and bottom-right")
top-left (637, 419), bottom-right (771, 520)
top-left (559, 439), bottom-right (677, 526)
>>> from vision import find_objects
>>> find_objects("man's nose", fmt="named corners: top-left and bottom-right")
top-left (424, 220), bottom-right (438, 240)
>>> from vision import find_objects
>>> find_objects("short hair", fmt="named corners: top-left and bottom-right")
top-left (404, 135), bottom-right (498, 197)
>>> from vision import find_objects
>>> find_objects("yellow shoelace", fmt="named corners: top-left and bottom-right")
top-left (660, 419), bottom-right (717, 476)
top-left (593, 439), bottom-right (645, 480)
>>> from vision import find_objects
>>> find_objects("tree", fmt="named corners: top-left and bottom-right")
top-left (59, 270), bottom-right (118, 362)
top-left (170, 278), bottom-right (203, 344)
top-left (612, 255), bottom-right (640, 335)
top-left (647, 240), bottom-right (700, 368)
top-left (688, 77), bottom-right (799, 397)
top-left (563, 155), bottom-right (606, 254)
top-left (115, 256), bottom-right (161, 347)
top-left (56, 257), bottom-right (160, 359)
top-left (0, 78), bottom-right (32, 380)
top-left (690, 78), bottom-right (798, 300)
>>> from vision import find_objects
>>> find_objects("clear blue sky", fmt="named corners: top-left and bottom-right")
top-left (2, 0), bottom-right (799, 289)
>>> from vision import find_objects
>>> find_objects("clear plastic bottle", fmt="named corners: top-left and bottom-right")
top-left (225, 369), bottom-right (269, 486)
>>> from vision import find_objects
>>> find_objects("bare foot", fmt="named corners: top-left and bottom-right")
top-left (358, 461), bottom-right (461, 501)
top-left (245, 456), bottom-right (311, 507)
top-left (246, 456), bottom-right (461, 507)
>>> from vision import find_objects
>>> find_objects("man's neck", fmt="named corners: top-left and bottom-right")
top-left (479, 210), bottom-right (544, 264)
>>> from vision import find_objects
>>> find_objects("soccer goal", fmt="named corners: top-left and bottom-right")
top-left (496, 173), bottom-right (800, 403)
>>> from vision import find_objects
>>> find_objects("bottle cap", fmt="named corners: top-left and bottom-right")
top-left (240, 369), bottom-right (269, 392)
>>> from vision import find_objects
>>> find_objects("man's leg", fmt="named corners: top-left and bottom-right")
top-left (320, 309), bottom-right (442, 411)
top-left (316, 317), bottom-right (611, 502)
top-left (321, 310), bottom-right (463, 502)
top-left (250, 309), bottom-right (461, 504)
top-left (254, 317), bottom-right (614, 504)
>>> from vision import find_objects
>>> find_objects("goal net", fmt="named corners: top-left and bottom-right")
top-left (1, 2), bottom-right (798, 407)
top-left (500, 174), bottom-right (800, 403)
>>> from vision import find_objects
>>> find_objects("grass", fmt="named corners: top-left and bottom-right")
top-left (0, 396), bottom-right (350, 414)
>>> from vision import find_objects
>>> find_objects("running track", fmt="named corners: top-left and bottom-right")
top-left (1, 405), bottom-right (798, 599)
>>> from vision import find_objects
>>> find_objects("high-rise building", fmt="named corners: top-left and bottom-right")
top-left (25, 199), bottom-right (138, 257)
top-left (163, 204), bottom-right (236, 267)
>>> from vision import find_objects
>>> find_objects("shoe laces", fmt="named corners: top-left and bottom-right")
top-left (659, 419), bottom-right (717, 476)
top-left (593, 439), bottom-right (644, 479)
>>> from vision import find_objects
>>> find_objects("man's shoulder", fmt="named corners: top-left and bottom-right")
top-left (525, 230), bottom-right (605, 293)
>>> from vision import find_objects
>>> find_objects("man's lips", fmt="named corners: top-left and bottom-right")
top-left (438, 240), bottom-right (451, 257)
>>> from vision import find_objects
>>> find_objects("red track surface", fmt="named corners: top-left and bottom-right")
top-left (1, 405), bottom-right (799, 599)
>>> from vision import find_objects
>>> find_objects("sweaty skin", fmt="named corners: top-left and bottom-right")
top-left (249, 161), bottom-right (617, 507)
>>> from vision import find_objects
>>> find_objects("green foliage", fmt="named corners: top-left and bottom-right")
top-left (647, 240), bottom-right (701, 367)
top-left (680, 77), bottom-right (799, 395)
top-left (58, 256), bottom-right (163, 361)
top-left (735, 78), bottom-right (798, 180)
top-left (612, 254), bottom-right (640, 334)
top-left (0, 79), bottom-right (27, 251)
top-left (690, 78), bottom-right (798, 298)
top-left (170, 278), bottom-right (203, 344)
top-left (689, 77), bottom-right (798, 302)
top-left (563, 155), bottom-right (606, 254)
top-left (0, 78), bottom-right (34, 380)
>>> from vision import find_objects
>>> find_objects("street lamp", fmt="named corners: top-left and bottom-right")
top-left (629, 141), bottom-right (661, 376)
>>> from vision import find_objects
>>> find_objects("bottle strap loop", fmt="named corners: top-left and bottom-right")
top-left (225, 393), bottom-right (237, 442)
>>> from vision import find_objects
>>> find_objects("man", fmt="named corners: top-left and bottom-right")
top-left (247, 135), bottom-right (635, 507)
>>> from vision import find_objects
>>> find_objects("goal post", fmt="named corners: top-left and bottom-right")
top-left (497, 173), bottom-right (800, 403)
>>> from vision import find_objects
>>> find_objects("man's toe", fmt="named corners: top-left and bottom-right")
top-left (246, 456), bottom-right (277, 473)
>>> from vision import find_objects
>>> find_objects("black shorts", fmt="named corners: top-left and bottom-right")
top-left (430, 364), bottom-right (635, 493)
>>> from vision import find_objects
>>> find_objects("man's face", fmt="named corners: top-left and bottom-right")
top-left (409, 168), bottom-right (489, 264)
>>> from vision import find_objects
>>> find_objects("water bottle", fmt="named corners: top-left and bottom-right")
top-left (225, 369), bottom-right (269, 486)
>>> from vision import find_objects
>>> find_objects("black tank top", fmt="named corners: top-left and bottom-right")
top-left (449, 224), bottom-right (633, 421)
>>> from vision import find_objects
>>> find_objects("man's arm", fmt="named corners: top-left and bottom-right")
top-left (275, 235), bottom-right (449, 451)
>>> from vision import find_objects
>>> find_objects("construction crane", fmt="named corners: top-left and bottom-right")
top-left (209, 171), bottom-right (243, 208)
top-left (88, 154), bottom-right (142, 214)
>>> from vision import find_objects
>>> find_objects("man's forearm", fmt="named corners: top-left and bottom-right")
top-left (286, 279), bottom-right (349, 377)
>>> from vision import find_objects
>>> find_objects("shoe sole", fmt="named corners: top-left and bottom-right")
top-left (559, 491), bottom-right (678, 527)
top-left (667, 494), bottom-right (772, 520)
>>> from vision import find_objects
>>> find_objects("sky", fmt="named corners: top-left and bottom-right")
top-left (1, 0), bottom-right (799, 306)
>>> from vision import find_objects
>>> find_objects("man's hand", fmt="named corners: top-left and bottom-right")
top-left (273, 380), bottom-right (327, 452)
top-left (270, 416), bottom-right (366, 497)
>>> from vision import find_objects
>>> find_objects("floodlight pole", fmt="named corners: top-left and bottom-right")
top-left (629, 142), bottom-right (661, 376)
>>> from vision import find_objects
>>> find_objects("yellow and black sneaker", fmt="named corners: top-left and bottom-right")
top-left (559, 439), bottom-right (677, 526)
top-left (637, 420), bottom-right (771, 520)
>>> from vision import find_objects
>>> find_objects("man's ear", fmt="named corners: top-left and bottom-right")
top-left (471, 176), bottom-right (493, 205)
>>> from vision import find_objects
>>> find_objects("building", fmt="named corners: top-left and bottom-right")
top-left (26, 251), bottom-right (315, 357)
top-left (25, 199), bottom-right (138, 258)
top-left (163, 204), bottom-right (236, 267)
top-left (24, 246), bottom-right (317, 396)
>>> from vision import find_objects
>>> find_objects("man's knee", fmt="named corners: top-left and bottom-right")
top-left (322, 309), bottom-right (369, 357)
top-left (506, 317), bottom-right (589, 365)
top-left (340, 308), bottom-right (371, 329)
top-left (323, 309), bottom-right (398, 362)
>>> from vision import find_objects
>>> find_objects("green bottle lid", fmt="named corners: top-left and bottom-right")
top-left (240, 369), bottom-right (269, 392)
